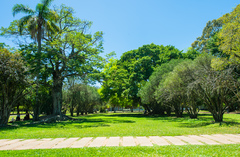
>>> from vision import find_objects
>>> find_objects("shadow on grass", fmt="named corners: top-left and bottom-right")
top-left (104, 113), bottom-right (240, 127)
top-left (1, 116), bottom-right (135, 131)
top-left (2, 112), bottom-right (239, 131)
top-left (179, 121), bottom-right (240, 128)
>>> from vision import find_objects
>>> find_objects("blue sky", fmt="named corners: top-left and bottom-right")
top-left (0, 0), bottom-right (239, 58)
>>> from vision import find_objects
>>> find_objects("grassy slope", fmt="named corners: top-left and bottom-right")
top-left (0, 145), bottom-right (240, 157)
top-left (0, 112), bottom-right (239, 139)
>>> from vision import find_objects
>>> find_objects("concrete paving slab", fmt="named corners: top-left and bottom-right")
top-left (0, 139), bottom-right (35, 150)
top-left (105, 137), bottom-right (120, 147)
top-left (188, 135), bottom-right (220, 145)
top-left (213, 134), bottom-right (240, 143)
top-left (149, 136), bottom-right (170, 146)
top-left (52, 138), bottom-right (79, 148)
top-left (14, 139), bottom-right (44, 150)
top-left (176, 136), bottom-right (204, 145)
top-left (0, 139), bottom-right (21, 147)
top-left (201, 135), bottom-right (236, 144)
top-left (136, 137), bottom-right (153, 146)
top-left (88, 137), bottom-right (106, 147)
top-left (122, 136), bottom-right (136, 146)
top-left (225, 134), bottom-right (240, 140)
top-left (0, 139), bottom-right (9, 143)
top-left (0, 134), bottom-right (239, 150)
top-left (70, 137), bottom-right (93, 148)
top-left (162, 136), bottom-right (187, 145)
top-left (34, 138), bottom-right (65, 149)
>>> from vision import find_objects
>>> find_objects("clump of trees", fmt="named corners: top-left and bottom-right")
top-left (99, 4), bottom-right (240, 122)
top-left (1, 1), bottom-right (240, 126)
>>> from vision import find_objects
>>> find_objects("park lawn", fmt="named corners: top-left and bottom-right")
top-left (0, 144), bottom-right (239, 157)
top-left (0, 112), bottom-right (239, 139)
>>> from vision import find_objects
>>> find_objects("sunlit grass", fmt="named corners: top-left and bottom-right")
top-left (0, 144), bottom-right (239, 157)
top-left (0, 112), bottom-right (239, 139)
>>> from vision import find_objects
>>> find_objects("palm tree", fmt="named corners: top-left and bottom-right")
top-left (12, 0), bottom-right (59, 120)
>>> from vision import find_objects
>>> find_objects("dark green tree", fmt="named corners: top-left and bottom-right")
top-left (118, 44), bottom-right (183, 111)
top-left (0, 48), bottom-right (30, 126)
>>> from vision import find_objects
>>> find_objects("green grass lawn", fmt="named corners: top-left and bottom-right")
top-left (0, 145), bottom-right (239, 157)
top-left (0, 112), bottom-right (239, 139)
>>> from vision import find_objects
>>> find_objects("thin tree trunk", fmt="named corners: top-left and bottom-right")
top-left (17, 104), bottom-right (20, 114)
top-left (33, 23), bottom-right (42, 121)
top-left (70, 102), bottom-right (74, 116)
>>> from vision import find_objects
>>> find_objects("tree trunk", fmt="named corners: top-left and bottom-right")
top-left (70, 100), bottom-right (74, 116)
top-left (70, 105), bottom-right (74, 116)
top-left (52, 77), bottom-right (63, 115)
top-left (88, 105), bottom-right (94, 114)
top-left (0, 109), bottom-right (11, 127)
top-left (33, 24), bottom-right (42, 121)
top-left (33, 86), bottom-right (40, 121)
top-left (212, 112), bottom-right (224, 122)
top-left (17, 104), bottom-right (20, 114)
top-left (0, 99), bottom-right (12, 127)
top-left (166, 107), bottom-right (171, 116)
top-left (174, 104), bottom-right (183, 117)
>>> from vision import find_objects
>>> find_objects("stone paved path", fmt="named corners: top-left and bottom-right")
top-left (0, 134), bottom-right (239, 150)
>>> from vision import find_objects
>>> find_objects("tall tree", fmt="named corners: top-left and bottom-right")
top-left (12, 0), bottom-right (59, 120)
top-left (44, 5), bottom-right (103, 115)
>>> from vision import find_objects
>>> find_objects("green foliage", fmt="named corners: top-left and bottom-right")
top-left (215, 4), bottom-right (240, 66)
top-left (99, 58), bottom-right (128, 108)
top-left (63, 81), bottom-right (101, 116)
top-left (183, 47), bottom-right (200, 60)
top-left (0, 48), bottom-right (30, 126)
top-left (139, 59), bottom-right (184, 114)
top-left (114, 44), bottom-right (183, 109)
top-left (188, 54), bottom-right (238, 122)
top-left (191, 19), bottom-right (223, 53)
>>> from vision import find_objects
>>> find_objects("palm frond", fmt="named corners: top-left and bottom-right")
top-left (27, 17), bottom-right (38, 40)
top-left (41, 0), bottom-right (54, 8)
top-left (40, 0), bottom-right (53, 16)
top-left (12, 4), bottom-right (35, 17)
top-left (18, 15), bottom-right (34, 34)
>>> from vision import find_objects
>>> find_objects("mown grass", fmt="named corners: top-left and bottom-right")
top-left (0, 144), bottom-right (239, 157)
top-left (0, 112), bottom-right (239, 139)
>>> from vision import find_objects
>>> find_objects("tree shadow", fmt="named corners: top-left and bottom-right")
top-left (179, 120), bottom-right (240, 128)
top-left (1, 116), bottom-right (135, 131)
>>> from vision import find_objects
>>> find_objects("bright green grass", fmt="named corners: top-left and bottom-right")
top-left (0, 145), bottom-right (239, 157)
top-left (0, 112), bottom-right (239, 139)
